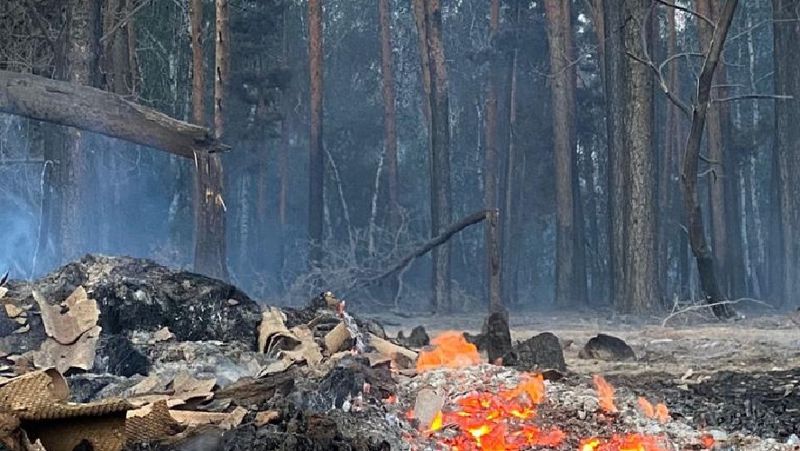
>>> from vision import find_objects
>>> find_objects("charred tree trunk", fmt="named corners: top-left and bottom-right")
top-left (485, 0), bottom-right (502, 312)
top-left (773, 0), bottom-right (800, 307)
top-left (681, 0), bottom-right (739, 319)
top-left (620, 0), bottom-right (658, 312)
top-left (379, 0), bottom-right (399, 230)
top-left (308, 0), bottom-right (325, 269)
top-left (191, 0), bottom-right (229, 280)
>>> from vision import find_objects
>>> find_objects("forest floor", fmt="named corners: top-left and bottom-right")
top-left (376, 310), bottom-right (800, 376)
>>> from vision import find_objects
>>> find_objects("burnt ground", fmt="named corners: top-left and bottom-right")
top-left (377, 310), bottom-right (800, 440)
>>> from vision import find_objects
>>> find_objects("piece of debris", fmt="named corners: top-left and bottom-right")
top-left (579, 333), bottom-right (636, 361)
top-left (324, 321), bottom-right (353, 354)
top-left (30, 325), bottom-right (101, 373)
top-left (413, 388), bottom-right (444, 430)
top-left (34, 286), bottom-right (99, 345)
top-left (3, 303), bottom-right (25, 319)
top-left (253, 410), bottom-right (280, 427)
top-left (152, 327), bottom-right (175, 343)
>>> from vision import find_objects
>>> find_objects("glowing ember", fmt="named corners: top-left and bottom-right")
top-left (580, 434), bottom-right (668, 451)
top-left (699, 433), bottom-right (715, 449)
top-left (593, 375), bottom-right (618, 413)
top-left (424, 375), bottom-right (564, 450)
top-left (416, 331), bottom-right (482, 372)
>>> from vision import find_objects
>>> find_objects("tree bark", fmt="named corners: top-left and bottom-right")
top-left (681, 0), bottom-right (739, 318)
top-left (412, 0), bottom-right (432, 125)
top-left (0, 71), bottom-right (224, 158)
top-left (308, 0), bottom-right (325, 268)
top-left (485, 0), bottom-right (502, 312)
top-left (773, 0), bottom-right (800, 307)
top-left (621, 0), bottom-right (658, 312)
top-left (379, 0), bottom-right (399, 230)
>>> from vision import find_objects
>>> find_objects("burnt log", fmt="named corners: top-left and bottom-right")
top-left (578, 334), bottom-right (635, 361)
top-left (504, 332), bottom-right (567, 373)
top-left (464, 312), bottom-right (513, 363)
top-left (0, 70), bottom-right (227, 158)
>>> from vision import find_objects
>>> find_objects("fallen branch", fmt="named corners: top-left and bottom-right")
top-left (361, 210), bottom-right (490, 285)
top-left (661, 297), bottom-right (770, 327)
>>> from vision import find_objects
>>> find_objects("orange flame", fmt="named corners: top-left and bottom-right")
top-left (637, 397), bottom-right (670, 423)
top-left (593, 375), bottom-right (618, 413)
top-left (416, 331), bottom-right (482, 372)
top-left (699, 434), bottom-right (715, 449)
top-left (654, 403), bottom-right (669, 423)
top-left (637, 397), bottom-right (655, 418)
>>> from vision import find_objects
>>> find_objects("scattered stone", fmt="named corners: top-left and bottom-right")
top-left (504, 332), bottom-right (567, 373)
top-left (579, 334), bottom-right (636, 361)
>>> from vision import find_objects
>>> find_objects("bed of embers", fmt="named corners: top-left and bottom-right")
top-left (0, 255), bottom-right (797, 450)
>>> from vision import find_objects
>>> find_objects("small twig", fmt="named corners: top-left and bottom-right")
top-left (654, 0), bottom-right (715, 28)
top-left (100, 0), bottom-right (152, 43)
top-left (627, 51), bottom-right (691, 118)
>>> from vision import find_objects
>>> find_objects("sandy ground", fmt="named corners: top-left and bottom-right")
top-left (372, 310), bottom-right (800, 376)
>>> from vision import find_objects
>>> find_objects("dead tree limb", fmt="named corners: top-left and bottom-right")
top-left (0, 70), bottom-right (227, 158)
top-left (364, 210), bottom-right (490, 285)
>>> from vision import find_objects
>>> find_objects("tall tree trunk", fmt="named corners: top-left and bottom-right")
top-left (308, 0), bottom-right (325, 268)
top-left (544, 0), bottom-right (583, 307)
top-left (773, 0), bottom-right (800, 307)
top-left (193, 0), bottom-right (229, 280)
top-left (695, 0), bottom-right (730, 296)
top-left (501, 0), bottom-right (521, 308)
top-left (61, 0), bottom-right (101, 262)
top-left (419, 0), bottom-right (452, 313)
top-left (681, 0), bottom-right (739, 318)
top-left (603, 0), bottom-right (628, 308)
top-left (379, 0), bottom-right (399, 230)
top-left (485, 0), bottom-right (502, 312)
top-left (620, 0), bottom-right (658, 312)
top-left (659, 6), bottom-right (679, 302)
top-left (412, 0), bottom-right (432, 125)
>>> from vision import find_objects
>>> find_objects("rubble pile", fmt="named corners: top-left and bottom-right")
top-left (0, 255), bottom-right (795, 450)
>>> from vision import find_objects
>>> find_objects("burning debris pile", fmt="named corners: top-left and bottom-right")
top-left (0, 255), bottom-right (796, 450)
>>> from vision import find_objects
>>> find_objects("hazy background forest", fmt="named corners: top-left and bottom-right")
top-left (0, 0), bottom-right (798, 316)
